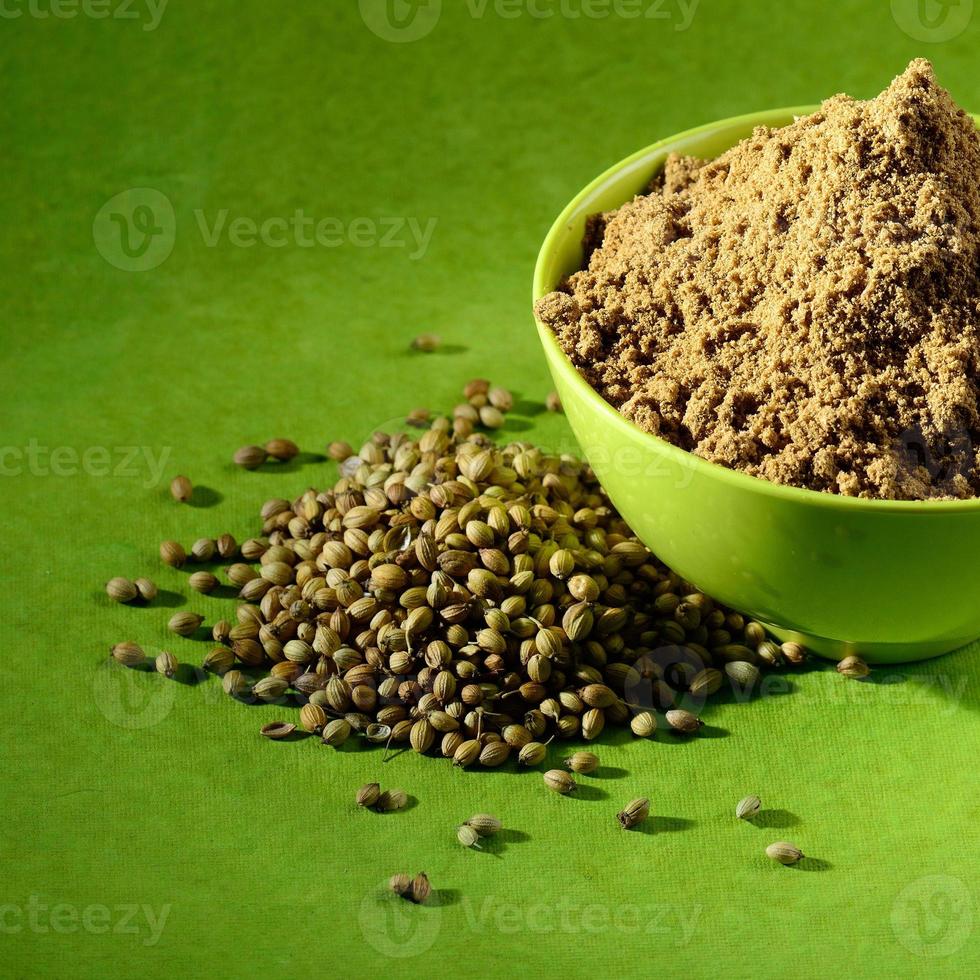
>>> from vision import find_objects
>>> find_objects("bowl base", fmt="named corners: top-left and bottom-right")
top-left (762, 623), bottom-right (977, 664)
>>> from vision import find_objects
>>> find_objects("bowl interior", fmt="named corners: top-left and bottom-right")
top-left (533, 107), bottom-right (980, 514)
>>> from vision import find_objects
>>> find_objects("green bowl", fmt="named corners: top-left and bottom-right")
top-left (533, 107), bottom-right (980, 664)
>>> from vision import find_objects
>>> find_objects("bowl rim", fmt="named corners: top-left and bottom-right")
top-left (532, 106), bottom-right (980, 514)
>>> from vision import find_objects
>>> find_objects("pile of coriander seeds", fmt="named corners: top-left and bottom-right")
top-left (112, 380), bottom-right (807, 765)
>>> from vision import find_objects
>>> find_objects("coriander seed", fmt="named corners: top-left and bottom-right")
top-left (736, 795), bottom-right (761, 820)
top-left (168, 612), bottom-right (204, 637)
top-left (766, 842), bottom-right (804, 865)
top-left (160, 540), bottom-right (186, 568)
top-left (170, 475), bottom-right (193, 503)
top-left (666, 709), bottom-right (703, 734)
top-left (837, 655), bottom-right (870, 679)
top-left (465, 814), bottom-right (502, 837)
top-left (630, 711), bottom-right (657, 737)
top-left (565, 751), bottom-right (599, 774)
top-left (265, 438), bottom-right (299, 462)
top-left (111, 642), bottom-right (145, 667)
top-left (189, 571), bottom-right (218, 594)
top-left (260, 722), bottom-right (295, 740)
top-left (411, 333), bottom-right (441, 353)
top-left (377, 789), bottom-right (408, 812)
top-left (321, 719), bottom-right (352, 746)
top-left (389, 874), bottom-right (411, 898)
top-left (105, 577), bottom-right (138, 603)
top-left (356, 783), bottom-right (381, 808)
top-left (617, 798), bottom-right (650, 830)
top-left (544, 769), bottom-right (576, 794)
top-left (410, 873), bottom-right (431, 904)
top-left (234, 445), bottom-right (267, 470)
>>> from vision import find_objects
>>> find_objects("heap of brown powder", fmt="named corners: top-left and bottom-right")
top-left (536, 60), bottom-right (980, 500)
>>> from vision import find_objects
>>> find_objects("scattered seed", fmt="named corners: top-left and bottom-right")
top-left (411, 333), bottom-right (441, 352)
top-left (389, 873), bottom-right (411, 898)
top-left (544, 769), bottom-right (576, 794)
top-left (260, 722), bottom-right (295, 740)
top-left (155, 651), bottom-right (179, 678)
top-left (327, 440), bottom-right (354, 461)
top-left (781, 642), bottom-right (806, 665)
top-left (170, 475), bottom-right (193, 503)
top-left (736, 795), bottom-right (761, 820)
top-left (409, 873), bottom-right (431, 904)
top-left (322, 719), bottom-right (352, 746)
top-left (518, 741), bottom-right (548, 766)
top-left (190, 538), bottom-right (215, 562)
top-left (111, 642), bottom-right (145, 667)
top-left (465, 814), bottom-right (502, 837)
top-left (377, 789), bottom-right (408, 812)
top-left (766, 841), bottom-right (804, 865)
top-left (545, 390), bottom-right (562, 413)
top-left (234, 445), bottom-right (267, 470)
top-left (300, 703), bottom-right (327, 733)
top-left (159, 540), bottom-right (186, 568)
top-left (189, 571), bottom-right (218, 594)
top-left (222, 670), bottom-right (252, 699)
top-left (565, 751), bottom-right (599, 774)
top-left (168, 612), bottom-right (204, 637)
top-left (134, 577), bottom-right (157, 602)
top-left (837, 655), bottom-right (870, 679)
top-left (665, 709), bottom-right (703, 734)
top-left (204, 647), bottom-right (234, 674)
top-left (457, 825), bottom-right (482, 848)
top-left (105, 577), bottom-right (138, 603)
top-left (265, 438), bottom-right (299, 462)
top-left (617, 798), bottom-right (650, 830)
top-left (630, 711), bottom-right (657, 737)
top-left (356, 783), bottom-right (381, 808)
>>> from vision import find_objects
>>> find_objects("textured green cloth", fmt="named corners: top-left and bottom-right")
top-left (3, 1), bottom-right (980, 976)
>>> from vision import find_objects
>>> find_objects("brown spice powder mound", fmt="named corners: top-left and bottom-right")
top-left (535, 60), bottom-right (980, 500)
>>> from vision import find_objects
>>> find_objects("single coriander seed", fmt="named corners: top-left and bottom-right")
top-left (234, 445), bottom-right (267, 470)
top-left (110, 642), bottom-right (145, 667)
top-left (565, 751), bottom-right (599, 774)
top-left (457, 825), bottom-right (482, 849)
top-left (170, 475), bottom-right (193, 503)
top-left (411, 333), bottom-right (441, 353)
top-left (617, 798), bottom-right (650, 830)
top-left (168, 612), bottom-right (204, 637)
top-left (105, 577), bottom-right (138, 603)
top-left (356, 783), bottom-right (381, 808)
top-left (260, 722), bottom-right (295, 740)
top-left (766, 842), bottom-right (804, 865)
top-left (736, 795), bottom-right (762, 820)
top-left (544, 769), bottom-right (576, 794)
top-left (837, 655), bottom-right (870, 679)
top-left (465, 814), bottom-right (502, 837)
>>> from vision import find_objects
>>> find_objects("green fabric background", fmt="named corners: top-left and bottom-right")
top-left (3, 1), bottom-right (980, 976)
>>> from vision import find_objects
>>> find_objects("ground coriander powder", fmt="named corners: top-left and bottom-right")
top-left (536, 60), bottom-right (980, 500)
